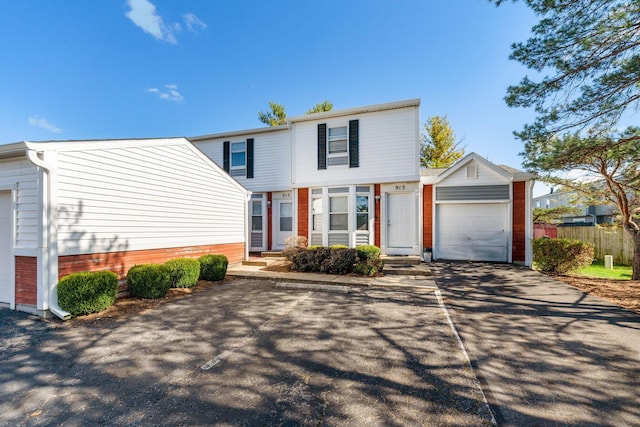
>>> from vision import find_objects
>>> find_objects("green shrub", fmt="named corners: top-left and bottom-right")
top-left (329, 244), bottom-right (349, 250)
top-left (532, 238), bottom-right (595, 274)
top-left (306, 245), bottom-right (324, 251)
top-left (127, 264), bottom-right (171, 299)
top-left (355, 245), bottom-right (381, 261)
top-left (353, 258), bottom-right (384, 276)
top-left (58, 271), bottom-right (119, 317)
top-left (165, 258), bottom-right (201, 288)
top-left (198, 254), bottom-right (228, 281)
top-left (291, 249), bottom-right (319, 272)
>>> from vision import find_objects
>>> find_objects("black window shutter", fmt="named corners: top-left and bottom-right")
top-left (246, 138), bottom-right (254, 178)
top-left (318, 123), bottom-right (327, 170)
top-left (223, 141), bottom-right (230, 173)
top-left (349, 119), bottom-right (359, 168)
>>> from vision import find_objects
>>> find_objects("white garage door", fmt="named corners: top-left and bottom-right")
top-left (0, 191), bottom-right (12, 304)
top-left (436, 203), bottom-right (508, 262)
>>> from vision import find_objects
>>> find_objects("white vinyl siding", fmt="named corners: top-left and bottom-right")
top-left (293, 106), bottom-right (419, 187)
top-left (194, 129), bottom-right (291, 192)
top-left (439, 159), bottom-right (510, 187)
top-left (55, 142), bottom-right (246, 255)
top-left (0, 159), bottom-right (39, 249)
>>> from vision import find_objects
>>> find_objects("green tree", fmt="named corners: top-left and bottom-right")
top-left (493, 0), bottom-right (640, 279)
top-left (258, 101), bottom-right (287, 126)
top-left (419, 116), bottom-right (465, 168)
top-left (492, 0), bottom-right (640, 141)
top-left (306, 100), bottom-right (333, 114)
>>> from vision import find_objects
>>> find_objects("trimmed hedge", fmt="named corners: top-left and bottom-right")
top-left (165, 258), bottom-right (200, 288)
top-left (198, 254), bottom-right (228, 281)
top-left (323, 248), bottom-right (357, 274)
top-left (355, 245), bottom-right (381, 261)
top-left (355, 245), bottom-right (383, 276)
top-left (58, 271), bottom-right (119, 317)
top-left (532, 238), bottom-right (595, 273)
top-left (290, 246), bottom-right (357, 274)
top-left (127, 264), bottom-right (172, 299)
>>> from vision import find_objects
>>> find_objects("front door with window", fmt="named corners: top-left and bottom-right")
top-left (274, 200), bottom-right (293, 250)
top-left (249, 196), bottom-right (265, 252)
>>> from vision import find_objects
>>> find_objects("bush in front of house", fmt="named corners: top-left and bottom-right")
top-left (165, 258), bottom-right (201, 288)
top-left (198, 254), bottom-right (228, 281)
top-left (57, 271), bottom-right (119, 317)
top-left (354, 245), bottom-right (383, 276)
top-left (322, 247), bottom-right (357, 274)
top-left (127, 264), bottom-right (172, 299)
top-left (532, 238), bottom-right (595, 274)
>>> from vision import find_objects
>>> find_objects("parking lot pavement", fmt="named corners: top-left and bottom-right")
top-left (0, 279), bottom-right (493, 426)
top-left (433, 262), bottom-right (640, 427)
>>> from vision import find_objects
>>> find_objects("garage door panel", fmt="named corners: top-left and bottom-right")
top-left (436, 203), bottom-right (508, 262)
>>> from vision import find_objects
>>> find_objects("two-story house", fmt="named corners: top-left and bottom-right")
top-left (191, 99), bottom-right (422, 256)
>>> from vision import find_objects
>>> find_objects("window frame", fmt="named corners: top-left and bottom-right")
top-left (230, 141), bottom-right (247, 175)
top-left (327, 125), bottom-right (349, 166)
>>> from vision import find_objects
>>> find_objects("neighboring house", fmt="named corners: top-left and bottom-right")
top-left (421, 154), bottom-right (534, 265)
top-left (0, 138), bottom-right (248, 318)
top-left (191, 99), bottom-right (534, 265)
top-left (533, 189), bottom-right (616, 225)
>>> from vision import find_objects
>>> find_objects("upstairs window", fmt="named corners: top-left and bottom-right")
top-left (230, 142), bottom-right (246, 177)
top-left (327, 126), bottom-right (348, 166)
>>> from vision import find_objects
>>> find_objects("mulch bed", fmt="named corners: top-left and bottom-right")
top-left (554, 275), bottom-right (640, 315)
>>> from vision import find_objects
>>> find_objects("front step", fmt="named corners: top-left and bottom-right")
top-left (261, 251), bottom-right (283, 258)
top-left (381, 255), bottom-right (421, 266)
top-left (242, 260), bottom-right (268, 267)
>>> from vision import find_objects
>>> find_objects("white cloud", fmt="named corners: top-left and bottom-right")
top-left (147, 84), bottom-right (185, 103)
top-left (125, 0), bottom-right (207, 44)
top-left (125, 0), bottom-right (177, 44)
top-left (182, 13), bottom-right (207, 32)
top-left (28, 116), bottom-right (62, 134)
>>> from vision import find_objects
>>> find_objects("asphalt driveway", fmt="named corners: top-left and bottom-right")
top-left (0, 279), bottom-right (493, 426)
top-left (434, 262), bottom-right (640, 427)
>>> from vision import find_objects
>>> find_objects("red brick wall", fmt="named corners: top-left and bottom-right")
top-left (297, 188), bottom-right (309, 238)
top-left (374, 184), bottom-right (381, 247)
top-left (267, 192), bottom-right (273, 250)
top-left (15, 256), bottom-right (37, 305)
top-left (512, 181), bottom-right (526, 262)
top-left (58, 242), bottom-right (245, 281)
top-left (423, 185), bottom-right (433, 249)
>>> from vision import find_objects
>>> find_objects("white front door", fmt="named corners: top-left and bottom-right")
top-left (386, 193), bottom-right (417, 255)
top-left (0, 191), bottom-right (12, 304)
top-left (274, 200), bottom-right (293, 249)
top-left (436, 203), bottom-right (508, 262)
top-left (249, 198), bottom-right (265, 251)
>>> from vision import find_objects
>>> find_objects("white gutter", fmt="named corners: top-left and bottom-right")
top-left (26, 149), bottom-right (71, 320)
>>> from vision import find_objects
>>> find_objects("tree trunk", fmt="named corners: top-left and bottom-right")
top-left (633, 230), bottom-right (640, 281)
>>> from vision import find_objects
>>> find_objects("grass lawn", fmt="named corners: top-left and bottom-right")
top-left (576, 260), bottom-right (633, 280)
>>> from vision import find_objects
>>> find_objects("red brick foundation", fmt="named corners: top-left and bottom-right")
top-left (297, 188), bottom-right (309, 239)
top-left (422, 185), bottom-right (433, 249)
top-left (15, 256), bottom-right (37, 305)
top-left (512, 181), bottom-right (526, 262)
top-left (58, 242), bottom-right (245, 281)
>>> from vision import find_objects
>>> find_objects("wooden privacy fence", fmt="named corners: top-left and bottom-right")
top-left (557, 226), bottom-right (634, 265)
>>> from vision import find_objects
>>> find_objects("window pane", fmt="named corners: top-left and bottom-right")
top-left (357, 213), bottom-right (368, 230)
top-left (329, 139), bottom-right (347, 154)
top-left (330, 196), bottom-right (348, 213)
top-left (328, 126), bottom-right (347, 139)
top-left (280, 217), bottom-right (292, 232)
top-left (232, 142), bottom-right (246, 151)
top-left (356, 195), bottom-right (368, 213)
top-left (312, 198), bottom-right (323, 214)
top-left (313, 214), bottom-right (323, 231)
top-left (252, 216), bottom-right (262, 231)
top-left (330, 213), bottom-right (348, 230)
top-left (232, 152), bottom-right (245, 166)
top-left (252, 201), bottom-right (262, 216)
top-left (280, 202), bottom-right (292, 218)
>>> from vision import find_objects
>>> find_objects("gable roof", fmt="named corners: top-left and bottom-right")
top-left (420, 152), bottom-right (533, 184)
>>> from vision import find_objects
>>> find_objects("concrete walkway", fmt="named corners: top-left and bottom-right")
top-left (432, 262), bottom-right (640, 427)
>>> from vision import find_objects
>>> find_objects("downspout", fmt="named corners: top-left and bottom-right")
top-left (26, 149), bottom-right (71, 320)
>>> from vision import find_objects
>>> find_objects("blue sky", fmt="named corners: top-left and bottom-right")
top-left (0, 1), bottom-right (543, 190)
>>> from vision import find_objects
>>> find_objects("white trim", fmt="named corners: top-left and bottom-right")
top-left (0, 184), bottom-right (17, 309)
top-left (437, 152), bottom-right (514, 182)
top-left (288, 98), bottom-right (421, 123)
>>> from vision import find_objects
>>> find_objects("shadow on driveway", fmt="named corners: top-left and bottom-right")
top-left (433, 262), bottom-right (640, 427)
top-left (1, 280), bottom-right (493, 426)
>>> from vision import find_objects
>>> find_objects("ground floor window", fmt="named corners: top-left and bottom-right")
top-left (309, 185), bottom-right (372, 247)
